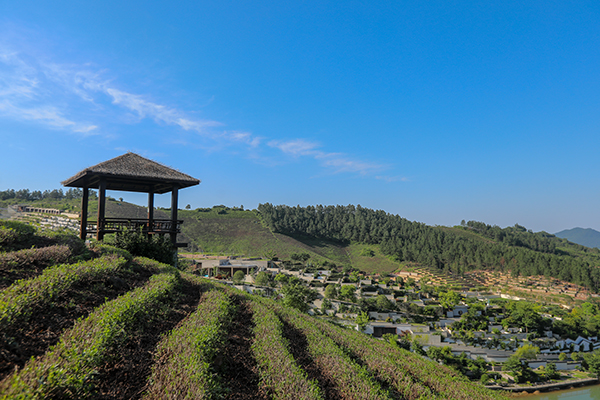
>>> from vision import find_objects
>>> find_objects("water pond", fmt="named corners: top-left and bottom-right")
top-left (518, 383), bottom-right (600, 400)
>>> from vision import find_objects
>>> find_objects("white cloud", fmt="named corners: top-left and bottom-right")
top-left (104, 87), bottom-right (223, 132)
top-left (268, 138), bottom-right (386, 176)
top-left (224, 131), bottom-right (262, 147)
top-left (268, 139), bottom-right (320, 156)
top-left (317, 153), bottom-right (383, 175)
top-left (0, 100), bottom-right (97, 134)
top-left (0, 31), bottom-right (399, 180)
top-left (376, 175), bottom-right (410, 183)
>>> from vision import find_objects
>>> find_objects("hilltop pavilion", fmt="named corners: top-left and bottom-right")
top-left (61, 152), bottom-right (200, 246)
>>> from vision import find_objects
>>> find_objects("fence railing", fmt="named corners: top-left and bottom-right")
top-left (86, 218), bottom-right (183, 234)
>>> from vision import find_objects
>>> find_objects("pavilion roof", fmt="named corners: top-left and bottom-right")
top-left (61, 152), bottom-right (200, 194)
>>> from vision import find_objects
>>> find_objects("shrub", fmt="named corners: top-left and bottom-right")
top-left (233, 270), bottom-right (246, 284)
top-left (107, 230), bottom-right (174, 265)
top-left (0, 245), bottom-right (72, 271)
top-left (0, 221), bottom-right (35, 250)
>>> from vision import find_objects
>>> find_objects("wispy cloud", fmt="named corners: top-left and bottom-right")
top-left (0, 42), bottom-right (227, 139)
top-left (376, 175), bottom-right (410, 183)
top-left (103, 88), bottom-right (223, 132)
top-left (0, 100), bottom-right (98, 134)
top-left (269, 138), bottom-right (320, 156)
top-left (0, 29), bottom-right (401, 180)
top-left (0, 48), bottom-right (98, 134)
top-left (224, 131), bottom-right (262, 147)
top-left (269, 138), bottom-right (386, 176)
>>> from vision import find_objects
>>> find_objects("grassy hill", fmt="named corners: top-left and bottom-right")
top-left (6, 197), bottom-right (600, 292)
top-left (0, 223), bottom-right (506, 399)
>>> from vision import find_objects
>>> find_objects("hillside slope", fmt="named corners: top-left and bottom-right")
top-left (258, 204), bottom-right (600, 292)
top-left (555, 227), bottom-right (600, 249)
top-left (0, 231), bottom-right (506, 399)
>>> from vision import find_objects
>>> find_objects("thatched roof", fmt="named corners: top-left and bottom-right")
top-left (62, 152), bottom-right (200, 194)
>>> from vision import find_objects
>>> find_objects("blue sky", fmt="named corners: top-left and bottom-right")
top-left (1, 1), bottom-right (599, 233)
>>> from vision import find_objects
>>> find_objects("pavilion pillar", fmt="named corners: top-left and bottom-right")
top-left (97, 178), bottom-right (107, 241)
top-left (80, 187), bottom-right (89, 240)
top-left (147, 190), bottom-right (154, 236)
top-left (170, 184), bottom-right (179, 246)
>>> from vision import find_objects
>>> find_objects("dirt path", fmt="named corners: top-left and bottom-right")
top-left (219, 296), bottom-right (268, 400)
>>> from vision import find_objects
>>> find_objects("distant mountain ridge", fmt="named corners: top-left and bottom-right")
top-left (555, 227), bottom-right (600, 249)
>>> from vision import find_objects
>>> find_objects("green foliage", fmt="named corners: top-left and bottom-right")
top-left (255, 271), bottom-right (272, 286)
top-left (107, 230), bottom-right (174, 265)
top-left (280, 283), bottom-right (318, 313)
top-left (324, 284), bottom-right (338, 299)
top-left (451, 308), bottom-right (489, 332)
top-left (502, 301), bottom-right (548, 334)
top-left (480, 373), bottom-right (490, 384)
top-left (503, 355), bottom-right (536, 383)
top-left (309, 312), bottom-right (507, 399)
top-left (290, 252), bottom-right (311, 262)
top-left (439, 290), bottom-right (461, 310)
top-left (375, 295), bottom-right (393, 311)
top-left (356, 311), bottom-right (370, 331)
top-left (359, 248), bottom-right (375, 257)
top-left (553, 301), bottom-right (600, 338)
top-left (544, 362), bottom-right (559, 380)
top-left (514, 344), bottom-right (540, 360)
top-left (274, 273), bottom-right (289, 286)
top-left (339, 285), bottom-right (357, 302)
top-left (90, 243), bottom-right (133, 260)
top-left (583, 350), bottom-right (600, 377)
top-left (0, 220), bottom-right (36, 251)
top-left (0, 245), bottom-right (72, 275)
top-left (0, 187), bottom-right (84, 202)
top-left (232, 270), bottom-right (246, 284)
top-left (262, 249), bottom-right (278, 261)
top-left (427, 346), bottom-right (488, 380)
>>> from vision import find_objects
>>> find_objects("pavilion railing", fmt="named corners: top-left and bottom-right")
top-left (86, 218), bottom-right (183, 234)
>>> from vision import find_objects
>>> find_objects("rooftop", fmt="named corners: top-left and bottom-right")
top-left (61, 152), bottom-right (200, 194)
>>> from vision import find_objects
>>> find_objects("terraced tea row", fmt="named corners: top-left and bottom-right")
top-left (0, 253), bottom-right (506, 399)
top-left (0, 254), bottom-right (130, 330)
top-left (143, 280), bottom-right (234, 399)
top-left (0, 268), bottom-right (180, 398)
top-left (249, 297), bottom-right (322, 400)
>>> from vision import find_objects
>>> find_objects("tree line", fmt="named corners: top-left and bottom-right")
top-left (0, 188), bottom-right (96, 201)
top-left (257, 203), bottom-right (600, 292)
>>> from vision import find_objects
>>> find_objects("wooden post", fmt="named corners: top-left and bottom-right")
top-left (147, 190), bottom-right (154, 236)
top-left (170, 184), bottom-right (179, 267)
top-left (80, 187), bottom-right (89, 240)
top-left (170, 184), bottom-right (178, 246)
top-left (97, 179), bottom-right (107, 241)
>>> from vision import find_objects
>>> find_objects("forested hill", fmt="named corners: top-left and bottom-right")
top-left (257, 204), bottom-right (600, 292)
top-left (555, 227), bottom-right (600, 249)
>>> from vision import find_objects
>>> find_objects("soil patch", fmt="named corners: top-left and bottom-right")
top-left (0, 265), bottom-right (154, 380)
top-left (279, 318), bottom-right (342, 400)
top-left (219, 296), bottom-right (268, 400)
top-left (94, 277), bottom-right (203, 399)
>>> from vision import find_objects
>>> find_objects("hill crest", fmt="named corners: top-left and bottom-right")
top-left (555, 227), bottom-right (600, 249)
